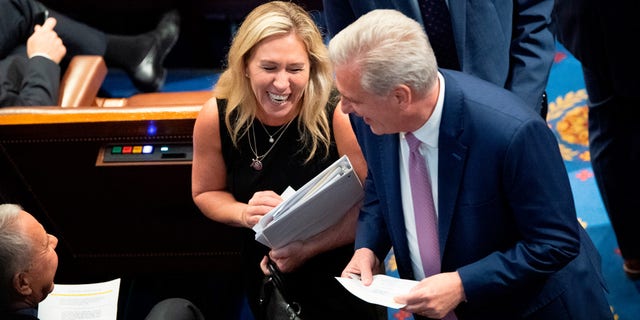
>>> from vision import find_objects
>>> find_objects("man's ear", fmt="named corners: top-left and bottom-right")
top-left (392, 85), bottom-right (412, 110)
top-left (12, 272), bottom-right (32, 296)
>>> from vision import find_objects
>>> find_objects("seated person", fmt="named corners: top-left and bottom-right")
top-left (0, 0), bottom-right (180, 107)
top-left (0, 203), bottom-right (205, 320)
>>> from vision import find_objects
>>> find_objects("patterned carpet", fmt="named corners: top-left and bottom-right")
top-left (101, 42), bottom-right (640, 320)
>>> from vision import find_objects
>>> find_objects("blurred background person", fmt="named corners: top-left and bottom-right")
top-left (322, 0), bottom-right (555, 118)
top-left (555, 0), bottom-right (640, 278)
top-left (0, 16), bottom-right (65, 107)
top-left (0, 0), bottom-right (180, 107)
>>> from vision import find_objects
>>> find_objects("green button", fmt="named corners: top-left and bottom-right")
top-left (111, 146), bottom-right (122, 154)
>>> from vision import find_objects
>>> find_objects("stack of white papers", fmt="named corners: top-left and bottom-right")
top-left (38, 278), bottom-right (120, 320)
top-left (253, 155), bottom-right (363, 248)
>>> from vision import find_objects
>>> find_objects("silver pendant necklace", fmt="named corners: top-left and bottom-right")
top-left (248, 118), bottom-right (294, 171)
top-left (259, 121), bottom-right (289, 143)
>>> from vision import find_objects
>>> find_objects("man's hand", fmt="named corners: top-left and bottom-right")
top-left (394, 271), bottom-right (466, 319)
top-left (27, 17), bottom-right (66, 63)
top-left (267, 240), bottom-right (307, 272)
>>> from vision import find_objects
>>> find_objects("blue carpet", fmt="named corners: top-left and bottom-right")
top-left (101, 42), bottom-right (640, 320)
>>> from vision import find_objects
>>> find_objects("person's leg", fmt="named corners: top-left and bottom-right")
top-left (585, 66), bottom-right (640, 277)
top-left (47, 8), bottom-right (107, 57)
top-left (144, 298), bottom-right (205, 320)
top-left (47, 4), bottom-right (180, 92)
top-left (103, 10), bottom-right (180, 92)
top-left (0, 0), bottom-right (47, 58)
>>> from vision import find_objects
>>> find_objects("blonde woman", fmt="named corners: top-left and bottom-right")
top-left (191, 2), bottom-right (382, 319)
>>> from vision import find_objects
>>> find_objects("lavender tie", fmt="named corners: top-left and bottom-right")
top-left (406, 132), bottom-right (440, 277)
top-left (406, 132), bottom-right (457, 320)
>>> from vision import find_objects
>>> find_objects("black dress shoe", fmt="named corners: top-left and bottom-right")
top-left (130, 10), bottom-right (180, 92)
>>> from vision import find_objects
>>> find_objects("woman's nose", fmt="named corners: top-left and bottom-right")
top-left (273, 71), bottom-right (289, 89)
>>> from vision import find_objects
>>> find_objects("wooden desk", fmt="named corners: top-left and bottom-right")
top-left (0, 106), bottom-right (244, 282)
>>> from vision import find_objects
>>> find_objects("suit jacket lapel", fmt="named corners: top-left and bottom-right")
top-left (437, 71), bottom-right (468, 258)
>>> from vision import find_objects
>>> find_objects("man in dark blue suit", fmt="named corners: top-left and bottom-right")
top-left (328, 9), bottom-right (613, 319)
top-left (554, 0), bottom-right (640, 278)
top-left (323, 0), bottom-right (555, 117)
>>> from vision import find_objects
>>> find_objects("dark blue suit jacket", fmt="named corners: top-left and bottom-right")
top-left (323, 0), bottom-right (555, 113)
top-left (350, 69), bottom-right (612, 319)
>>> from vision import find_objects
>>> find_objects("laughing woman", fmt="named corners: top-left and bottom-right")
top-left (191, 2), bottom-right (383, 319)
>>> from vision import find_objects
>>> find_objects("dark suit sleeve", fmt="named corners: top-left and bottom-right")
top-left (323, 0), bottom-right (423, 39)
top-left (0, 55), bottom-right (60, 107)
top-left (349, 114), bottom-right (394, 261)
top-left (507, 0), bottom-right (556, 111)
top-left (322, 0), bottom-right (358, 38)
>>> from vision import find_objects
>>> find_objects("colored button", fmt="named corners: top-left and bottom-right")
top-left (122, 146), bottom-right (133, 154)
top-left (111, 146), bottom-right (122, 154)
top-left (132, 146), bottom-right (143, 154)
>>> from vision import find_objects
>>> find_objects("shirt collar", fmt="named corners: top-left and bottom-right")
top-left (402, 71), bottom-right (445, 147)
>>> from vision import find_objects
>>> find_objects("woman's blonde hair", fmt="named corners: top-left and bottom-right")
top-left (214, 1), bottom-right (333, 161)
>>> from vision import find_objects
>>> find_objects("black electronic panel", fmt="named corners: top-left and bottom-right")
top-left (99, 142), bottom-right (192, 164)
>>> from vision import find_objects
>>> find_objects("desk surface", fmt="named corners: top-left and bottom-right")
top-left (0, 105), bottom-right (200, 125)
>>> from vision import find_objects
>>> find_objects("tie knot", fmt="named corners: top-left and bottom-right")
top-left (406, 132), bottom-right (422, 152)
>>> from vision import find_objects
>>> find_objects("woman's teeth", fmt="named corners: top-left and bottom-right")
top-left (269, 92), bottom-right (289, 104)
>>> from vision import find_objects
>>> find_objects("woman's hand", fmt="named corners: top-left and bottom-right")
top-left (242, 190), bottom-right (283, 228)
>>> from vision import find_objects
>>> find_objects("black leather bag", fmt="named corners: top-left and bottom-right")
top-left (258, 259), bottom-right (302, 320)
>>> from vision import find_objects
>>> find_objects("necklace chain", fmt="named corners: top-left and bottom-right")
top-left (248, 119), bottom-right (294, 171)
top-left (259, 121), bottom-right (288, 143)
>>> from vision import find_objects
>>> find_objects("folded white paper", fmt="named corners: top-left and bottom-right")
top-left (335, 274), bottom-right (418, 309)
top-left (253, 155), bottom-right (363, 248)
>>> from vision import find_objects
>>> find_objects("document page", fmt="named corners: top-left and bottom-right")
top-left (335, 274), bottom-right (418, 309)
top-left (38, 278), bottom-right (120, 320)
